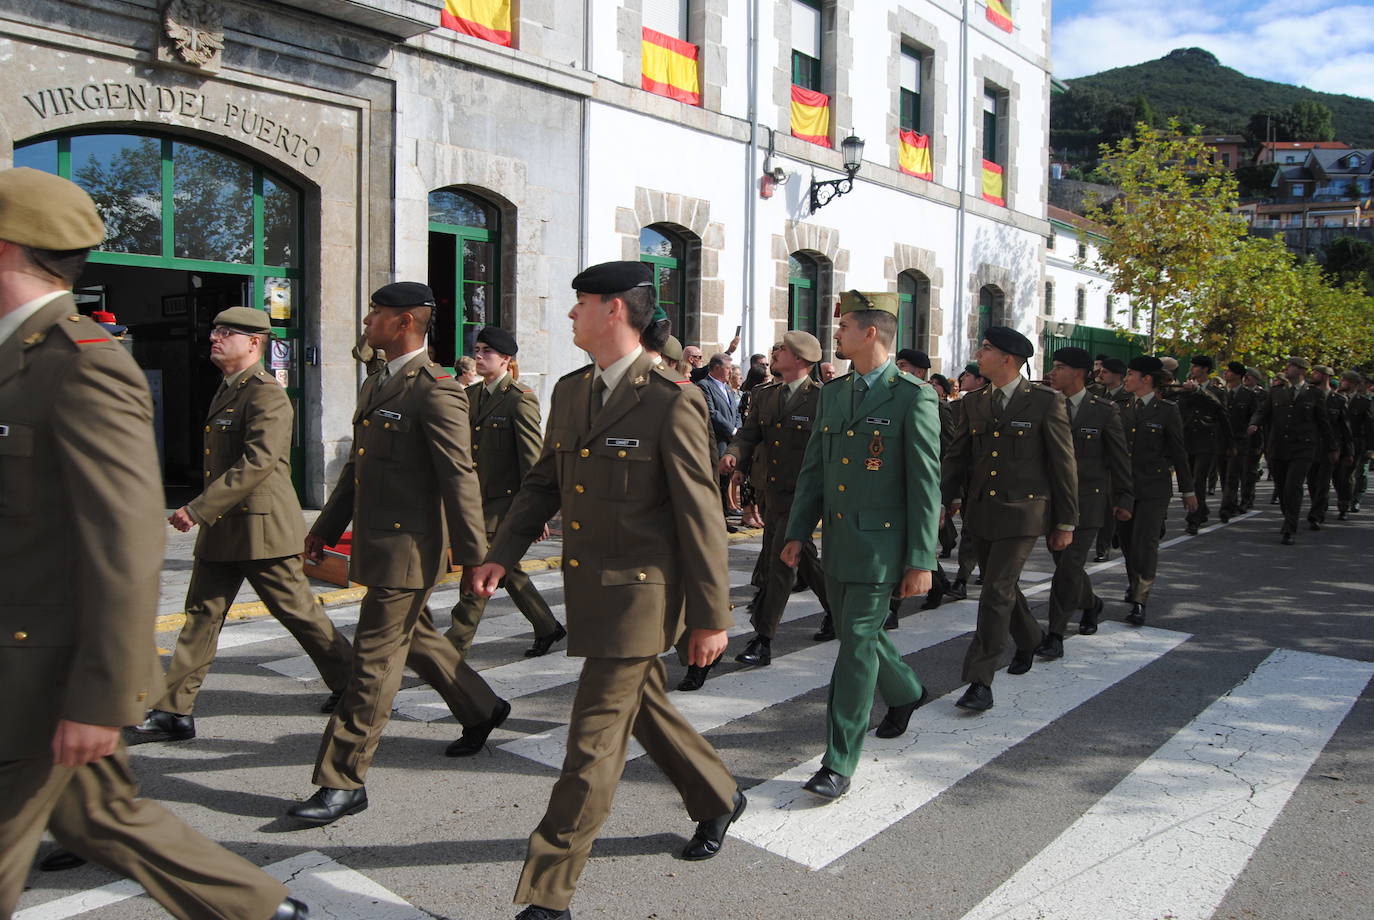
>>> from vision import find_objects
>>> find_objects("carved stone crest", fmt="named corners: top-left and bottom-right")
top-left (163, 0), bottom-right (224, 68)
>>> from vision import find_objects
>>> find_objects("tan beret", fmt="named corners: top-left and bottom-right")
top-left (1286, 356), bottom-right (1311, 370)
top-left (0, 167), bottom-right (104, 250)
top-left (783, 330), bottom-right (822, 363)
top-left (662, 334), bottom-right (684, 361)
top-left (1159, 356), bottom-right (1179, 373)
top-left (1312, 364), bottom-right (1334, 376)
top-left (837, 290), bottom-right (898, 316)
top-left (213, 306), bottom-right (271, 334)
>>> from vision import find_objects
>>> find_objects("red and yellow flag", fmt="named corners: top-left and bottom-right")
top-left (899, 130), bottom-right (933, 180)
top-left (986, 0), bottom-right (1013, 33)
top-left (641, 27), bottom-right (700, 106)
top-left (440, 0), bottom-right (512, 47)
top-left (791, 85), bottom-right (832, 148)
top-left (981, 159), bottom-right (1005, 206)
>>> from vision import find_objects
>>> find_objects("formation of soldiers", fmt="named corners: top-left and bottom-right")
top-left (4, 166), bottom-right (1372, 920)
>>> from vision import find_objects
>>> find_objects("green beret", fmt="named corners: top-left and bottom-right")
top-left (212, 306), bottom-right (270, 334)
top-left (1286, 356), bottom-right (1311, 370)
top-left (983, 325), bottom-right (1034, 358)
top-left (1244, 366), bottom-right (1265, 383)
top-left (783, 330), bottom-right (823, 363)
top-left (571, 260), bottom-right (652, 294)
top-left (0, 167), bottom-right (104, 250)
top-left (837, 290), bottom-right (898, 316)
top-left (1312, 364), bottom-right (1334, 376)
top-left (371, 282), bottom-right (435, 308)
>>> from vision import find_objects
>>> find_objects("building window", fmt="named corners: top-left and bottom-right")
top-left (1075, 287), bottom-right (1086, 323)
top-left (791, 0), bottom-right (822, 91)
top-left (899, 45), bottom-right (923, 134)
top-left (788, 252), bottom-right (820, 336)
top-left (977, 284), bottom-right (1005, 340)
top-left (640, 225), bottom-right (691, 343)
top-left (643, 0), bottom-right (688, 38)
top-left (1047, 229), bottom-right (1056, 251)
top-left (981, 85), bottom-right (1007, 205)
top-left (1105, 294), bottom-right (1115, 324)
top-left (897, 270), bottom-right (931, 350)
top-left (1044, 281), bottom-right (1054, 316)
top-left (982, 88), bottom-right (1000, 163)
top-left (429, 188), bottom-right (500, 366)
top-left (1077, 240), bottom-right (1088, 261)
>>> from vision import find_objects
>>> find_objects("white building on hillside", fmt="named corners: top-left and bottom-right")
top-left (1041, 204), bottom-right (1142, 372)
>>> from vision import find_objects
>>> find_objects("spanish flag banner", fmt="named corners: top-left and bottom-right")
top-left (440, 0), bottom-right (512, 47)
top-left (641, 27), bottom-right (700, 106)
top-left (986, 0), bottom-right (1013, 33)
top-left (981, 159), bottom-right (1005, 206)
top-left (898, 130), bottom-right (933, 180)
top-left (791, 85), bottom-right (832, 148)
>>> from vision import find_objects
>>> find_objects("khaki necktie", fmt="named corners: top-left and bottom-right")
top-left (1066, 395), bottom-right (1075, 423)
top-left (992, 387), bottom-right (1006, 419)
top-left (589, 376), bottom-right (607, 427)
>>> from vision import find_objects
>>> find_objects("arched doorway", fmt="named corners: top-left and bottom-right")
top-left (897, 269), bottom-right (931, 350)
top-left (428, 187), bottom-right (500, 365)
top-left (788, 252), bottom-right (821, 337)
top-left (640, 224), bottom-right (698, 344)
top-left (977, 283), bottom-right (1005, 340)
top-left (15, 131), bottom-right (306, 504)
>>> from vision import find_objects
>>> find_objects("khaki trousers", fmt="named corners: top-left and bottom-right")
top-left (313, 586), bottom-right (502, 789)
top-left (1186, 451), bottom-right (1217, 527)
top-left (449, 565), bottom-right (558, 657)
top-left (961, 534), bottom-right (1042, 687)
top-left (0, 743), bottom-right (286, 919)
top-left (1046, 526), bottom-right (1100, 636)
top-left (1120, 497), bottom-right (1170, 603)
top-left (1270, 456), bottom-right (1312, 534)
top-left (515, 657), bottom-right (735, 911)
top-left (751, 509), bottom-right (828, 639)
top-left (157, 555), bottom-right (353, 714)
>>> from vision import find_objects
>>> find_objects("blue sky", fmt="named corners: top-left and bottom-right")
top-left (1052, 0), bottom-right (1374, 101)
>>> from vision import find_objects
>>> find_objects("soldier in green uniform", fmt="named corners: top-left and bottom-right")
top-left (1248, 357), bottom-right (1336, 543)
top-left (947, 363), bottom-right (988, 596)
top-left (782, 291), bottom-right (941, 801)
top-left (1178, 355), bottom-right (1231, 534)
top-left (446, 325), bottom-right (566, 668)
top-left (1346, 372), bottom-right (1371, 512)
top-left (1219, 361), bottom-right (1265, 519)
top-left (1091, 357), bottom-right (1131, 561)
top-left (1308, 365), bottom-right (1352, 526)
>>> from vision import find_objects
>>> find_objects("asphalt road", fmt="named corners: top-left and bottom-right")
top-left (14, 483), bottom-right (1374, 920)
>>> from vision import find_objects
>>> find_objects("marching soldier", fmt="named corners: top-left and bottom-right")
top-left (941, 327), bottom-right (1077, 712)
top-left (947, 363), bottom-right (988, 597)
top-left (721, 331), bottom-right (829, 669)
top-left (1306, 365), bottom-right (1351, 528)
top-left (1219, 362), bottom-right (1266, 519)
top-left (1348, 373), bottom-right (1371, 512)
top-left (290, 282), bottom-right (505, 826)
top-left (1118, 356), bottom-right (1196, 626)
top-left (1091, 357), bottom-right (1131, 561)
top-left (132, 307), bottom-right (354, 744)
top-left (1178, 355), bottom-right (1231, 534)
top-left (0, 167), bottom-right (307, 920)
top-left (447, 326), bottom-right (566, 663)
top-left (1334, 370), bottom-right (1364, 520)
top-left (471, 261), bottom-right (743, 920)
top-left (1248, 357), bottom-right (1335, 544)
top-left (782, 290), bottom-right (940, 799)
top-left (1039, 348), bottom-right (1133, 656)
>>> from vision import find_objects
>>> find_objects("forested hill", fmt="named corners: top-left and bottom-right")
top-left (1052, 48), bottom-right (1374, 164)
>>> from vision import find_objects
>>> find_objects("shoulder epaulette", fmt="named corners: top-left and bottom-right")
top-left (560, 364), bottom-right (594, 384)
top-left (822, 372), bottom-right (852, 388)
top-left (422, 362), bottom-right (453, 381)
top-left (55, 313), bottom-right (116, 349)
top-left (1031, 382), bottom-right (1058, 395)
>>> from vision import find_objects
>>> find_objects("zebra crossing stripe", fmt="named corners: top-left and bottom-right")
top-left (958, 647), bottom-right (1374, 920)
top-left (728, 621), bottom-right (1191, 870)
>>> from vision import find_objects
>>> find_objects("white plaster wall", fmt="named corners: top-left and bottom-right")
top-left (589, 0), bottom-right (624, 79)
top-left (1044, 226), bottom-right (1139, 332)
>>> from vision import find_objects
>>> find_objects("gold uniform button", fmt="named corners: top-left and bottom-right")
top-left (204, 448), bottom-right (211, 455)
top-left (823, 426), bottom-right (829, 432)
top-left (13, 631), bottom-right (28, 641)
top-left (836, 512), bottom-right (844, 520)
top-left (775, 422), bottom-right (782, 428)
top-left (384, 422), bottom-right (391, 429)
top-left (846, 430), bottom-right (854, 437)
top-left (884, 521), bottom-right (891, 528)
top-left (580, 448), bottom-right (590, 458)
top-left (989, 489), bottom-right (997, 496)
top-left (136, 691), bottom-right (147, 702)
top-left (842, 457), bottom-right (850, 464)
top-left (393, 522), bottom-right (401, 529)
top-left (555, 441), bottom-right (562, 448)
top-left (205, 471), bottom-right (211, 478)
top-left (472, 444), bottom-right (479, 451)
top-left (67, 315), bottom-right (80, 322)
top-left (993, 431), bottom-right (1001, 438)
top-left (617, 450), bottom-right (627, 458)
top-left (570, 521), bottom-right (581, 530)
top-left (837, 484), bottom-right (846, 492)
top-left (204, 425), bottom-right (211, 433)
top-left (991, 450), bottom-right (999, 457)
top-left (575, 484), bottom-right (585, 493)
top-left (990, 469), bottom-right (998, 476)
top-left (363, 419), bottom-right (370, 427)
top-left (770, 475), bottom-right (777, 482)
top-left (241, 505), bottom-right (249, 511)
top-left (773, 440), bottom-right (781, 446)
top-left (636, 572), bottom-right (647, 582)
top-left (568, 558), bottom-right (580, 567)
top-left (357, 447), bottom-right (366, 455)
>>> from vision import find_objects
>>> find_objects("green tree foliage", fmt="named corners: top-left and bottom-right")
top-left (1319, 236), bottom-right (1374, 296)
top-left (1245, 101), bottom-right (1336, 143)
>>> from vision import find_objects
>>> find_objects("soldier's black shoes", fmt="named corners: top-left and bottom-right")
top-left (38, 849), bottom-right (86, 871)
top-left (1338, 510), bottom-right (1348, 520)
top-left (884, 610), bottom-right (899, 630)
top-left (1093, 550), bottom-right (1110, 563)
top-left (516, 905), bottom-right (571, 920)
top-left (271, 897), bottom-right (310, 919)
top-left (1079, 597), bottom-right (1104, 636)
top-left (735, 636), bottom-right (771, 666)
top-left (975, 573), bottom-right (984, 586)
top-left (1007, 647), bottom-right (1035, 675)
top-left (320, 691), bottom-right (342, 714)
top-left (802, 767), bottom-right (851, 801)
top-left (812, 615), bottom-right (836, 642)
top-left (128, 710), bottom-right (195, 741)
top-left (1308, 520), bottom-right (1322, 531)
top-left (955, 682), bottom-right (994, 712)
top-left (447, 699), bottom-right (512, 757)
top-left (677, 653), bottom-right (722, 691)
top-left (1123, 588), bottom-right (1133, 603)
top-left (875, 685), bottom-right (930, 738)
top-left (525, 622), bottom-right (567, 657)
top-left (1281, 532), bottom-right (1295, 545)
top-left (681, 789), bottom-right (747, 860)
top-left (287, 786), bottom-right (368, 826)
top-left (1035, 632), bottom-right (1065, 660)
top-left (1185, 523), bottom-right (1199, 535)
top-left (947, 579), bottom-right (968, 600)
top-left (1126, 603), bottom-right (1146, 626)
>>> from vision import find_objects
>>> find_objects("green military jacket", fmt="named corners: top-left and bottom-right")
top-left (467, 373), bottom-right (543, 532)
top-left (188, 364), bottom-right (306, 562)
top-left (725, 376), bottom-right (820, 516)
top-left (1067, 393), bottom-right (1133, 526)
top-left (785, 361), bottom-right (942, 583)
top-left (1250, 384), bottom-right (1336, 463)
top-left (1121, 395), bottom-right (1192, 501)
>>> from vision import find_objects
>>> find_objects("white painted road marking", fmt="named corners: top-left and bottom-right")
top-left (959, 647), bottom-right (1374, 920)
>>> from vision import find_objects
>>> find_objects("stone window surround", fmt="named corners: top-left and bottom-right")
top-left (428, 182), bottom-right (518, 338)
top-left (972, 55), bottom-right (1019, 211)
top-left (614, 186), bottom-right (728, 348)
top-left (883, 242), bottom-right (945, 373)
top-left (771, 221), bottom-right (849, 360)
top-left (966, 263), bottom-right (1013, 346)
top-left (1074, 284), bottom-right (1087, 322)
top-left (774, 0), bottom-right (855, 149)
top-left (885, 9), bottom-right (949, 187)
top-left (616, 0), bottom-right (729, 112)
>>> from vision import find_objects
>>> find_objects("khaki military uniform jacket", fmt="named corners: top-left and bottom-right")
top-left (724, 377), bottom-right (819, 515)
top-left (1178, 386), bottom-right (1232, 454)
top-left (1121, 397), bottom-right (1192, 500)
top-left (1067, 394), bottom-right (1134, 525)
top-left (1349, 392), bottom-right (1371, 451)
top-left (941, 379), bottom-right (1079, 540)
top-left (313, 353), bottom-right (487, 588)
top-left (1324, 390), bottom-right (1354, 457)
top-left (487, 353), bottom-right (733, 659)
top-left (1224, 385), bottom-right (1266, 446)
top-left (0, 296), bottom-right (165, 758)
top-left (468, 375), bottom-right (543, 531)
top-left (187, 365), bottom-right (306, 562)
top-left (1249, 384), bottom-right (1335, 462)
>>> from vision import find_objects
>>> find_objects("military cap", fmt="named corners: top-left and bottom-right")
top-left (837, 290), bottom-right (898, 315)
top-left (982, 325), bottom-right (1034, 358)
top-left (929, 373), bottom-right (952, 395)
top-left (212, 306), bottom-right (271, 334)
top-left (1312, 364), bottom-right (1334, 376)
top-left (571, 260), bottom-right (652, 294)
top-left (371, 281), bottom-right (436, 308)
top-left (1340, 369), bottom-right (1363, 383)
top-left (1052, 346), bottom-right (1092, 370)
top-left (1286, 356), bottom-right (1311, 370)
top-left (1226, 360), bottom-right (1247, 376)
top-left (783, 330), bottom-right (823, 363)
top-left (475, 324), bottom-right (518, 356)
top-left (1191, 354), bottom-right (1214, 370)
top-left (1244, 366), bottom-right (1265, 383)
top-left (1129, 355), bottom-right (1164, 374)
top-left (0, 167), bottom-right (105, 250)
top-left (1101, 357), bottom-right (1127, 375)
top-left (896, 348), bottom-right (931, 369)
top-left (963, 363), bottom-right (981, 378)
top-left (1159, 356), bottom-right (1179, 373)
top-left (662, 335), bottom-right (684, 361)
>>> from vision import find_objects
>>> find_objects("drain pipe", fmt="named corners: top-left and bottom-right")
top-left (954, 0), bottom-right (970, 368)
top-left (742, 0), bottom-right (761, 355)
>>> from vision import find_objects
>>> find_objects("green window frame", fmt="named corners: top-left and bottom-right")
top-left (897, 270), bottom-right (930, 350)
top-left (788, 252), bottom-right (819, 336)
top-left (900, 45), bottom-right (923, 134)
top-left (791, 0), bottom-right (822, 91)
top-left (982, 89), bottom-right (1000, 164)
top-left (428, 188), bottom-right (500, 367)
top-left (977, 284), bottom-right (1004, 340)
top-left (640, 226), bottom-right (687, 343)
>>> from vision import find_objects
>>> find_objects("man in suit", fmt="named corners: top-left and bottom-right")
top-left (782, 290), bottom-right (941, 800)
top-left (447, 326), bottom-right (566, 662)
top-left (1090, 357), bottom-right (1132, 561)
top-left (1307, 365), bottom-right (1352, 528)
top-left (1248, 357), bottom-right (1336, 544)
top-left (1219, 361), bottom-right (1266, 520)
top-left (470, 261), bottom-right (742, 920)
top-left (1038, 347), bottom-right (1132, 656)
top-left (720, 331), bottom-right (828, 669)
top-left (941, 327), bottom-right (1078, 712)
top-left (130, 308), bottom-right (353, 743)
top-left (698, 352), bottom-right (738, 508)
top-left (0, 168), bottom-right (307, 919)
top-left (289, 282), bottom-right (505, 826)
top-left (1178, 355), bottom-right (1232, 534)
top-left (1118, 356), bottom-right (1196, 626)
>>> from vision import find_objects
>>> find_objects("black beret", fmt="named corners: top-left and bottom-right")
top-left (983, 325), bottom-right (1034, 358)
top-left (1052, 346), bottom-right (1092, 370)
top-left (1095, 353), bottom-right (1109, 362)
top-left (476, 325), bottom-right (518, 356)
top-left (1191, 354), bottom-right (1214, 369)
top-left (1226, 361), bottom-right (1247, 376)
top-left (929, 373), bottom-right (951, 394)
top-left (1129, 355), bottom-right (1164, 374)
top-left (896, 348), bottom-right (931, 369)
top-left (963, 363), bottom-right (981, 378)
top-left (371, 281), bottom-right (435, 308)
top-left (571, 260), bottom-right (653, 294)
top-left (1101, 357), bottom-right (1127, 375)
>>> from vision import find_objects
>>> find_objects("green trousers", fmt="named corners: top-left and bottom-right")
top-left (822, 578), bottom-right (924, 777)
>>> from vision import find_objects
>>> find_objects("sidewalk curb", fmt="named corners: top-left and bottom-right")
top-left (153, 527), bottom-right (767, 634)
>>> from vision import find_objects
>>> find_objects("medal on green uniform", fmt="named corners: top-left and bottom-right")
top-left (865, 432), bottom-right (884, 470)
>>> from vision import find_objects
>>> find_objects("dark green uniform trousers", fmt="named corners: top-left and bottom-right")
top-left (1047, 526), bottom-right (1100, 636)
top-left (1120, 497), bottom-right (1170, 603)
top-left (751, 509), bottom-right (828, 638)
top-left (961, 535), bottom-right (1042, 687)
top-left (448, 563), bottom-right (560, 656)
